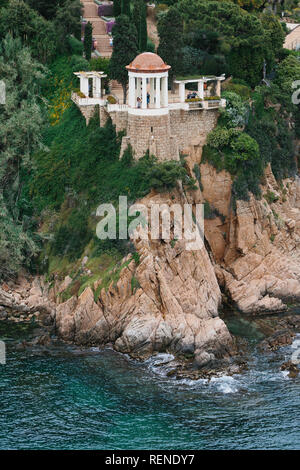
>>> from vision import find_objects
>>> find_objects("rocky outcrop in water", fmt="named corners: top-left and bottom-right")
top-left (0, 275), bottom-right (55, 325)
top-left (56, 191), bottom-right (234, 368)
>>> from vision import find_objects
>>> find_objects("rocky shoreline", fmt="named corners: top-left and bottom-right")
top-left (1, 273), bottom-right (299, 381)
top-left (1, 160), bottom-right (300, 379)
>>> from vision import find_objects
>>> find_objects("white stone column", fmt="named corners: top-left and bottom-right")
top-left (162, 76), bottom-right (168, 107)
top-left (137, 77), bottom-right (142, 102)
top-left (94, 77), bottom-right (101, 98)
top-left (198, 81), bottom-right (204, 100)
top-left (92, 77), bottom-right (96, 98)
top-left (155, 77), bottom-right (161, 109)
top-left (150, 77), bottom-right (155, 105)
top-left (129, 76), bottom-right (135, 107)
top-left (81, 77), bottom-right (89, 97)
top-left (142, 77), bottom-right (147, 109)
top-left (216, 80), bottom-right (221, 97)
top-left (179, 82), bottom-right (185, 102)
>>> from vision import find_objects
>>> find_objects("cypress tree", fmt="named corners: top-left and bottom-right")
top-left (133, 0), bottom-right (147, 52)
top-left (113, 0), bottom-right (122, 17)
top-left (122, 0), bottom-right (131, 17)
top-left (140, 0), bottom-right (147, 51)
top-left (157, 6), bottom-right (183, 86)
top-left (109, 14), bottom-right (138, 103)
top-left (83, 21), bottom-right (93, 60)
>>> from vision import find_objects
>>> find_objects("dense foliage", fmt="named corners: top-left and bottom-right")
top-left (0, 0), bottom-right (82, 62)
top-left (203, 67), bottom-right (298, 201)
top-left (24, 105), bottom-right (194, 263)
top-left (156, 0), bottom-right (285, 87)
top-left (28, 105), bottom-right (193, 210)
top-left (0, 36), bottom-right (47, 279)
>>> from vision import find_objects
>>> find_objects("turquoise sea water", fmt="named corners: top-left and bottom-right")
top-left (0, 320), bottom-right (299, 450)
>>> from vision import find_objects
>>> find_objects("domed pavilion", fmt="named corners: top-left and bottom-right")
top-left (126, 52), bottom-right (170, 111)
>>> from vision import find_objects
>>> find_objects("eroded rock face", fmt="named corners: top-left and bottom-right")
top-left (55, 191), bottom-right (233, 366)
top-left (7, 148), bottom-right (300, 368)
top-left (0, 274), bottom-right (56, 324)
top-left (201, 163), bottom-right (300, 314)
top-left (54, 156), bottom-right (300, 362)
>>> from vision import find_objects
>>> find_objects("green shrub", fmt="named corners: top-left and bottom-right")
top-left (222, 82), bottom-right (251, 100)
top-left (204, 126), bottom-right (262, 201)
top-left (67, 36), bottom-right (83, 56)
top-left (219, 91), bottom-right (249, 128)
top-left (89, 57), bottom-right (110, 75)
top-left (207, 127), bottom-right (231, 149)
top-left (193, 163), bottom-right (203, 191)
top-left (51, 209), bottom-right (92, 261)
top-left (155, 3), bottom-right (169, 18)
top-left (107, 95), bottom-right (117, 104)
top-left (131, 276), bottom-right (141, 293)
top-left (264, 190), bottom-right (279, 204)
top-left (145, 160), bottom-right (188, 191)
top-left (204, 201), bottom-right (216, 220)
top-left (229, 133), bottom-right (259, 163)
top-left (121, 145), bottom-right (134, 167)
top-left (202, 145), bottom-right (224, 172)
top-left (146, 39), bottom-right (155, 53)
top-left (247, 111), bottom-right (296, 180)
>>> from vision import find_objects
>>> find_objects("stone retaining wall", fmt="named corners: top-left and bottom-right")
top-left (124, 113), bottom-right (176, 161)
top-left (170, 108), bottom-right (219, 153)
top-left (74, 102), bottom-right (219, 161)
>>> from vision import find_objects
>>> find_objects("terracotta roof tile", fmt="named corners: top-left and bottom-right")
top-left (126, 52), bottom-right (171, 73)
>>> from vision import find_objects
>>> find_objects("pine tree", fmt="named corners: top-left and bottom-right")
top-left (109, 15), bottom-right (138, 103)
top-left (84, 21), bottom-right (93, 60)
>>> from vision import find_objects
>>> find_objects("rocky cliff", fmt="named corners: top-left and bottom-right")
top-left (1, 144), bottom-right (300, 372)
top-left (53, 142), bottom-right (300, 365)
top-left (55, 189), bottom-right (233, 369)
top-left (201, 162), bottom-right (300, 314)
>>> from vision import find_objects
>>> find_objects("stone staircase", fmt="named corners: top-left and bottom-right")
top-left (82, 0), bottom-right (112, 58)
top-left (83, 1), bottom-right (98, 17)
top-left (94, 35), bottom-right (112, 56)
top-left (89, 18), bottom-right (107, 35)
top-left (108, 80), bottom-right (124, 102)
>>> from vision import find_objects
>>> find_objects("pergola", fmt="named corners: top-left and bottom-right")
top-left (74, 71), bottom-right (107, 99)
top-left (174, 76), bottom-right (225, 103)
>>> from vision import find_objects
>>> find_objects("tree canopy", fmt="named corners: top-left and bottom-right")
top-left (0, 0), bottom-right (82, 61)
top-left (0, 35), bottom-right (47, 278)
top-left (176, 0), bottom-right (285, 87)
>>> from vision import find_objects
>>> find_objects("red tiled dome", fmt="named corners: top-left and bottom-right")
top-left (126, 52), bottom-right (171, 73)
